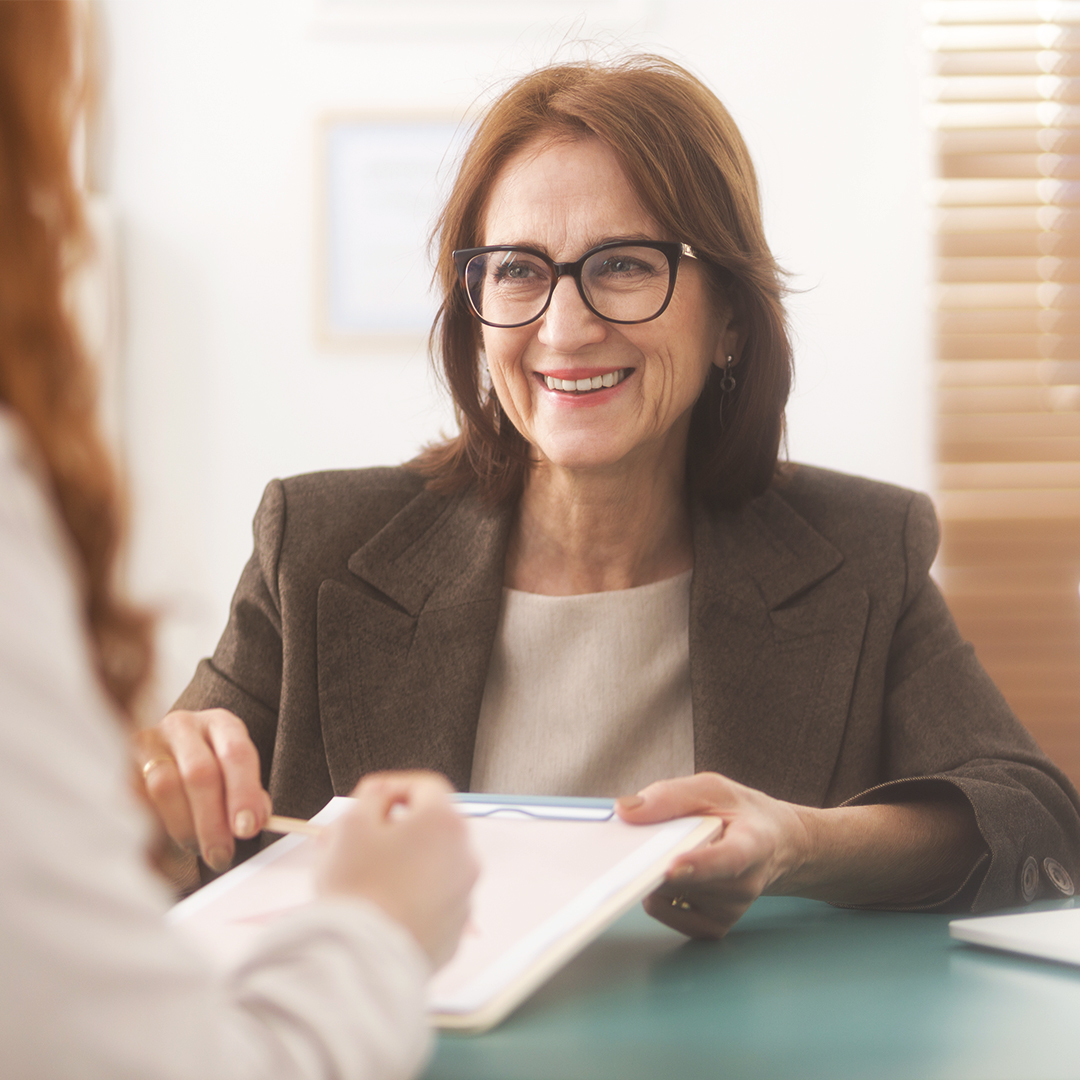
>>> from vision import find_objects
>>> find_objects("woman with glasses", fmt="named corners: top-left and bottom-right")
top-left (0, 4), bottom-right (476, 1074)
top-left (147, 55), bottom-right (1080, 936)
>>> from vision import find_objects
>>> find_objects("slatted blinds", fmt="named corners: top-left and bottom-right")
top-left (927, 0), bottom-right (1080, 786)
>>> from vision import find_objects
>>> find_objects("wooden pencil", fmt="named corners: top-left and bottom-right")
top-left (265, 814), bottom-right (324, 838)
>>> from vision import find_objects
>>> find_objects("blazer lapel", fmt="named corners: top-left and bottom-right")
top-left (690, 488), bottom-right (870, 807)
top-left (317, 488), bottom-right (511, 794)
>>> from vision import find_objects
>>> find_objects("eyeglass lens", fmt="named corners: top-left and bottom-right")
top-left (464, 245), bottom-right (674, 327)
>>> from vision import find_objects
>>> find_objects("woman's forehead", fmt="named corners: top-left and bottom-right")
top-left (480, 135), bottom-right (662, 252)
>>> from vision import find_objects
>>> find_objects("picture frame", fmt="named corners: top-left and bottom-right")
top-left (316, 112), bottom-right (470, 350)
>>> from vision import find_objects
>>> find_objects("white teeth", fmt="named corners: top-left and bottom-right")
top-left (543, 370), bottom-right (628, 393)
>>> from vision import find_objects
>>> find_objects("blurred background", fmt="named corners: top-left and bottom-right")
top-left (82, 0), bottom-right (1079, 787)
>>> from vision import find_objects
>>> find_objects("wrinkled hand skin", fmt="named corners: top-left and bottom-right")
top-left (616, 772), bottom-right (986, 939)
top-left (134, 708), bottom-right (271, 873)
top-left (617, 773), bottom-right (811, 939)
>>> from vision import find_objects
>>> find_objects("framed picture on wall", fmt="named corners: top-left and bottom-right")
top-left (317, 113), bottom-right (470, 349)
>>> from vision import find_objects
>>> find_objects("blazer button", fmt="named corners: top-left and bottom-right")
top-left (1043, 857), bottom-right (1075, 897)
top-left (1020, 855), bottom-right (1040, 902)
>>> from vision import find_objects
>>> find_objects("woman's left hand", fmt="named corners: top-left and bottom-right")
top-left (616, 772), bottom-right (811, 940)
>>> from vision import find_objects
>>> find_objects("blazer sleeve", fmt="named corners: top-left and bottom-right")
top-left (172, 480), bottom-right (287, 792)
top-left (847, 492), bottom-right (1080, 912)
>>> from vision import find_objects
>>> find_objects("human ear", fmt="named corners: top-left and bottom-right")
top-left (712, 319), bottom-right (741, 370)
top-left (707, 286), bottom-right (741, 369)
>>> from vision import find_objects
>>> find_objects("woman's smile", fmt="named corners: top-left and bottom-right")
top-left (539, 367), bottom-right (632, 397)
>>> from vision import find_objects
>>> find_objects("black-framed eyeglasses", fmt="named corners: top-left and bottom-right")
top-left (452, 240), bottom-right (697, 329)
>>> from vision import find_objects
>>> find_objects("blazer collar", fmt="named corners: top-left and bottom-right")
top-left (346, 478), bottom-right (844, 615)
top-left (347, 487), bottom-right (511, 615)
top-left (692, 485), bottom-right (845, 612)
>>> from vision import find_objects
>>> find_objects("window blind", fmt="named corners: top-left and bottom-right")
top-left (927, 0), bottom-right (1080, 786)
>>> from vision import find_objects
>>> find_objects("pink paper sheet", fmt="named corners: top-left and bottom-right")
top-left (168, 797), bottom-right (709, 1017)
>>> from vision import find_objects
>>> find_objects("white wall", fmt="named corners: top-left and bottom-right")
top-left (98, 0), bottom-right (931, 712)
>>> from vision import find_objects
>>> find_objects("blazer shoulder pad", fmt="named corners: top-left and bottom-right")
top-left (269, 466), bottom-right (430, 572)
top-left (769, 463), bottom-right (937, 578)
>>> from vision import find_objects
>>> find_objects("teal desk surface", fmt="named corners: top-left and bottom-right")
top-left (424, 895), bottom-right (1080, 1080)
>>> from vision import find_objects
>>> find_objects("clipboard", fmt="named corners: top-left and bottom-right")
top-left (168, 795), bottom-right (722, 1033)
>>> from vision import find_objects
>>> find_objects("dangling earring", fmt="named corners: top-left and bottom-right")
top-left (720, 355), bottom-right (736, 394)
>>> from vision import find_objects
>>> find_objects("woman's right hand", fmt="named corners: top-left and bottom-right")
top-left (134, 708), bottom-right (272, 872)
top-left (316, 771), bottom-right (479, 969)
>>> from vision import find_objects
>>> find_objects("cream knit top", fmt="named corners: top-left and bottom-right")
top-left (470, 570), bottom-right (695, 798)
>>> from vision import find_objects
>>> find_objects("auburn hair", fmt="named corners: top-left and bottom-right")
top-left (414, 55), bottom-right (793, 508)
top-left (0, 1), bottom-right (152, 723)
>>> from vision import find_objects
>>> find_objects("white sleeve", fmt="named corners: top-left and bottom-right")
top-left (0, 415), bottom-right (432, 1080)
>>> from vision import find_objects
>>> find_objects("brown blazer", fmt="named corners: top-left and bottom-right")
top-left (176, 463), bottom-right (1080, 911)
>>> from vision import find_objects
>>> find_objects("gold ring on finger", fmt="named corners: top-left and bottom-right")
top-left (141, 754), bottom-right (176, 779)
top-left (671, 896), bottom-right (692, 911)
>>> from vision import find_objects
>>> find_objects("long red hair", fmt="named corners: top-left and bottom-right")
top-left (0, 1), bottom-right (152, 722)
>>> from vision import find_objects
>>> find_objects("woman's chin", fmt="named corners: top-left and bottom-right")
top-left (528, 443), bottom-right (610, 471)
top-left (529, 438), bottom-right (648, 478)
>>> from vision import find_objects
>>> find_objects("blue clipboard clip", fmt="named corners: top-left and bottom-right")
top-left (453, 792), bottom-right (615, 821)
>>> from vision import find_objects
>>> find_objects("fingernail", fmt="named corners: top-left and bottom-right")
top-left (669, 863), bottom-right (695, 880)
top-left (205, 846), bottom-right (231, 873)
top-left (234, 809), bottom-right (256, 838)
top-left (616, 795), bottom-right (644, 810)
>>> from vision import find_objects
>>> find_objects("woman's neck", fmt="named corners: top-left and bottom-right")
top-left (504, 458), bottom-right (693, 595)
